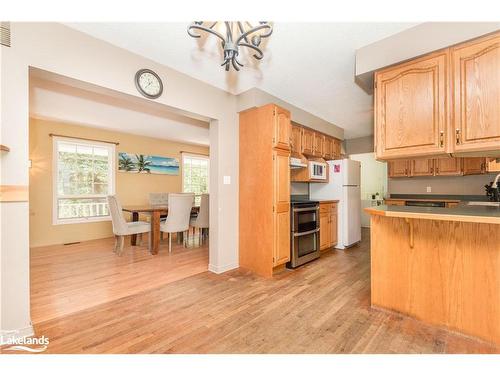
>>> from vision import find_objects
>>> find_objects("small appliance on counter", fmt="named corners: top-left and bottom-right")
top-left (288, 196), bottom-right (320, 268)
top-left (310, 159), bottom-right (362, 249)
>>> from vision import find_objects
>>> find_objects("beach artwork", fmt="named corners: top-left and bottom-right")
top-left (118, 152), bottom-right (179, 175)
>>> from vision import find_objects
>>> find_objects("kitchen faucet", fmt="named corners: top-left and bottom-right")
top-left (485, 173), bottom-right (500, 202)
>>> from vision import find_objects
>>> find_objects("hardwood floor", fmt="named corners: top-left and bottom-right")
top-left (7, 229), bottom-right (498, 354)
top-left (30, 233), bottom-right (209, 324)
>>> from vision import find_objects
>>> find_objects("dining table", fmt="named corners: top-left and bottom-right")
top-left (122, 204), bottom-right (199, 254)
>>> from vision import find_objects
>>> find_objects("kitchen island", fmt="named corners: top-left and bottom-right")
top-left (365, 205), bottom-right (500, 345)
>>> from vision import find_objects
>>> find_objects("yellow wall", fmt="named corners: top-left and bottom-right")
top-left (29, 118), bottom-right (209, 248)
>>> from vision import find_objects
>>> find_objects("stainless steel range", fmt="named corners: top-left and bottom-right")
top-left (288, 198), bottom-right (320, 268)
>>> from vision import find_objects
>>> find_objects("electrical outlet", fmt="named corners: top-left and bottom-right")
top-left (426, 186), bottom-right (432, 193)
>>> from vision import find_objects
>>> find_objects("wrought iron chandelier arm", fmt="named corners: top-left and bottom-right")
top-left (235, 23), bottom-right (272, 45)
top-left (238, 42), bottom-right (264, 60)
top-left (187, 23), bottom-right (226, 46)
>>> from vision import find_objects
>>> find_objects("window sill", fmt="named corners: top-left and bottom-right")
top-left (53, 216), bottom-right (112, 226)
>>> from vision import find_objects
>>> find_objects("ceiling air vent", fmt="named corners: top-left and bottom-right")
top-left (1, 22), bottom-right (11, 47)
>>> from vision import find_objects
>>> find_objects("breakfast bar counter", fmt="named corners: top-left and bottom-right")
top-left (364, 205), bottom-right (500, 346)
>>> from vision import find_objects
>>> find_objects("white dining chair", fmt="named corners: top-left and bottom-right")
top-left (190, 193), bottom-right (209, 244)
top-left (107, 195), bottom-right (151, 255)
top-left (160, 193), bottom-right (194, 253)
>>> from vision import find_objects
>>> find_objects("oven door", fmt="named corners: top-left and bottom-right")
top-left (290, 228), bottom-right (320, 268)
top-left (292, 207), bottom-right (319, 233)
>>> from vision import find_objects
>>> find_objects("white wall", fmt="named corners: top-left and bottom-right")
top-left (349, 153), bottom-right (387, 227)
top-left (0, 22), bottom-right (241, 337)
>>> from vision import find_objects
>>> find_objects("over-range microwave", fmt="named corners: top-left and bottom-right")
top-left (309, 161), bottom-right (327, 180)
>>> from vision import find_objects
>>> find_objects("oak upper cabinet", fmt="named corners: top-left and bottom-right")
top-left (388, 159), bottom-right (409, 178)
top-left (273, 106), bottom-right (292, 150)
top-left (451, 32), bottom-right (500, 153)
top-left (239, 104), bottom-right (291, 278)
top-left (291, 124), bottom-right (303, 155)
top-left (333, 139), bottom-right (341, 159)
top-left (410, 158), bottom-right (434, 177)
top-left (323, 137), bottom-right (334, 160)
top-left (313, 133), bottom-right (324, 157)
top-left (463, 157), bottom-right (487, 175)
top-left (273, 148), bottom-right (291, 266)
top-left (301, 128), bottom-right (315, 156)
top-left (434, 157), bottom-right (463, 176)
top-left (375, 51), bottom-right (448, 159)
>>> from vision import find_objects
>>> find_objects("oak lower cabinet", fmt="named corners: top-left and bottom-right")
top-left (452, 32), bottom-right (500, 153)
top-left (319, 202), bottom-right (338, 251)
top-left (388, 159), bottom-right (410, 178)
top-left (375, 50), bottom-right (448, 159)
top-left (239, 104), bottom-right (291, 277)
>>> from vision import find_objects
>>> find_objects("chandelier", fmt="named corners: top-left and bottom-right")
top-left (187, 21), bottom-right (273, 71)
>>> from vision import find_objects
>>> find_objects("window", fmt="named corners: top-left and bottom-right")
top-left (182, 153), bottom-right (209, 206)
top-left (53, 137), bottom-right (115, 224)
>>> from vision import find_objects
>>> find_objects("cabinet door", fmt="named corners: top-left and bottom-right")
top-left (410, 158), bottom-right (434, 176)
top-left (323, 137), bottom-right (333, 160)
top-left (291, 124), bottom-right (302, 155)
top-left (301, 128), bottom-right (315, 155)
top-left (313, 133), bottom-right (324, 157)
top-left (375, 51), bottom-right (448, 159)
top-left (435, 158), bottom-right (463, 176)
top-left (319, 211), bottom-right (330, 250)
top-left (452, 32), bottom-right (500, 153)
top-left (388, 160), bottom-right (409, 178)
top-left (330, 209), bottom-right (338, 247)
top-left (486, 158), bottom-right (500, 173)
top-left (273, 149), bottom-right (291, 266)
top-left (273, 106), bottom-right (292, 151)
top-left (333, 139), bottom-right (341, 159)
top-left (463, 157), bottom-right (486, 175)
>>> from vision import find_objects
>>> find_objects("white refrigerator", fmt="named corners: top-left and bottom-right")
top-left (310, 159), bottom-right (361, 249)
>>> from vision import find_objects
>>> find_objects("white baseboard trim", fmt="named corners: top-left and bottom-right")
top-left (0, 325), bottom-right (35, 345)
top-left (208, 262), bottom-right (239, 274)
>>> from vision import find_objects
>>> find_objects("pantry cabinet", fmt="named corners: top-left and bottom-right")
top-left (375, 50), bottom-right (448, 159)
top-left (374, 31), bottom-right (500, 160)
top-left (239, 104), bottom-right (291, 277)
top-left (273, 106), bottom-right (292, 151)
top-left (451, 32), bottom-right (500, 153)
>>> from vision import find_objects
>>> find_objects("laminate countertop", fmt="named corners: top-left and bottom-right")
top-left (364, 205), bottom-right (500, 225)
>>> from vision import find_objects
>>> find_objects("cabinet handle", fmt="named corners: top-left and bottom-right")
top-left (436, 167), bottom-right (439, 174)
top-left (455, 129), bottom-right (461, 145)
top-left (439, 131), bottom-right (444, 147)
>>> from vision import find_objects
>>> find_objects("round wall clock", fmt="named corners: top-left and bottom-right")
top-left (134, 69), bottom-right (163, 99)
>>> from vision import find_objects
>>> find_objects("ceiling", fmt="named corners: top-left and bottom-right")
top-left (66, 22), bottom-right (417, 139)
top-left (30, 78), bottom-right (210, 146)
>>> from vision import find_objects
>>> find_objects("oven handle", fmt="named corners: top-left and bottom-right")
top-left (293, 207), bottom-right (319, 213)
top-left (293, 228), bottom-right (320, 237)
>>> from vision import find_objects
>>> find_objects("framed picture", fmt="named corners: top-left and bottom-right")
top-left (118, 152), bottom-right (179, 175)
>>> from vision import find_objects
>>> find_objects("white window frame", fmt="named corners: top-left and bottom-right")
top-left (181, 152), bottom-right (210, 200)
top-left (52, 136), bottom-right (116, 225)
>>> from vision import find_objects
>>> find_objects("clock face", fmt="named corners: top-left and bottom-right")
top-left (135, 69), bottom-right (163, 99)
